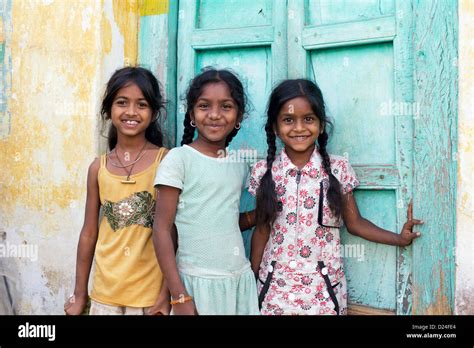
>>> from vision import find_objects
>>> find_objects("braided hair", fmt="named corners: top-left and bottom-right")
top-left (100, 66), bottom-right (165, 150)
top-left (256, 79), bottom-right (342, 227)
top-left (181, 67), bottom-right (246, 147)
top-left (255, 122), bottom-right (278, 227)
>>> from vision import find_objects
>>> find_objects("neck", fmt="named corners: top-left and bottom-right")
top-left (285, 144), bottom-right (315, 169)
top-left (191, 136), bottom-right (227, 157)
top-left (115, 134), bottom-right (148, 153)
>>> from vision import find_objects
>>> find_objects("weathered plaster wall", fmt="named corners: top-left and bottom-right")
top-left (455, 0), bottom-right (474, 315)
top-left (138, 0), bottom-right (176, 147)
top-left (0, 0), bottom-right (139, 314)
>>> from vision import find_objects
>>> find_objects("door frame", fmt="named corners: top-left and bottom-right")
top-left (139, 0), bottom-right (458, 315)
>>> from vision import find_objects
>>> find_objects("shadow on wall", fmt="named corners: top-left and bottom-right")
top-left (0, 231), bottom-right (20, 314)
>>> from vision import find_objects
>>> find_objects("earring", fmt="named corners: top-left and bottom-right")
top-left (190, 120), bottom-right (196, 127)
top-left (235, 122), bottom-right (241, 130)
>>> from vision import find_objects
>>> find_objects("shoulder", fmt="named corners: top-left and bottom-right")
top-left (154, 146), bottom-right (170, 159)
top-left (250, 159), bottom-right (268, 176)
top-left (328, 153), bottom-right (348, 163)
top-left (86, 157), bottom-right (101, 186)
top-left (146, 145), bottom-right (170, 158)
top-left (328, 153), bottom-right (352, 170)
top-left (247, 160), bottom-right (265, 195)
top-left (169, 146), bottom-right (190, 156)
top-left (88, 157), bottom-right (101, 174)
top-left (156, 147), bottom-right (189, 175)
top-left (161, 146), bottom-right (187, 161)
top-left (248, 159), bottom-right (268, 193)
top-left (327, 153), bottom-right (359, 190)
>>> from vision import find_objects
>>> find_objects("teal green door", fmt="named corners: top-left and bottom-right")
top-left (174, 0), bottom-right (416, 314)
top-left (287, 0), bottom-right (415, 315)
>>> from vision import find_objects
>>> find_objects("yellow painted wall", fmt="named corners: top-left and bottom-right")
top-left (456, 0), bottom-right (474, 315)
top-left (0, 0), bottom-right (140, 314)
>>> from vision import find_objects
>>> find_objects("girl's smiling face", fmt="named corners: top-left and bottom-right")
top-left (111, 83), bottom-right (153, 138)
top-left (276, 96), bottom-right (322, 159)
top-left (191, 81), bottom-right (241, 146)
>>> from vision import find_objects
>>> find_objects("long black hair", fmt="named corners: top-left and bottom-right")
top-left (100, 66), bottom-right (165, 150)
top-left (256, 79), bottom-right (342, 227)
top-left (181, 67), bottom-right (246, 147)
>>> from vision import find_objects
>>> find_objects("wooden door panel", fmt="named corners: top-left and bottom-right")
top-left (198, 0), bottom-right (272, 29)
top-left (307, 0), bottom-right (395, 26)
top-left (310, 43), bottom-right (395, 165)
top-left (288, 0), bottom-right (413, 313)
top-left (345, 190), bottom-right (397, 310)
top-left (196, 47), bottom-right (272, 158)
top-left (174, 0), bottom-right (416, 313)
top-left (310, 40), bottom-right (399, 311)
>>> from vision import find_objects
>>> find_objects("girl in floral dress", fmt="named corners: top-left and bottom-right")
top-left (249, 79), bottom-right (424, 315)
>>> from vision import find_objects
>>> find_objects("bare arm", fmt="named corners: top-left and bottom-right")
top-left (147, 223), bottom-right (177, 316)
top-left (250, 223), bottom-right (271, 276)
top-left (153, 185), bottom-right (197, 315)
top-left (342, 194), bottom-right (423, 246)
top-left (64, 159), bottom-right (101, 315)
top-left (239, 209), bottom-right (256, 231)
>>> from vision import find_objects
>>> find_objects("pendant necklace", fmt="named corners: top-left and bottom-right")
top-left (110, 141), bottom-right (148, 184)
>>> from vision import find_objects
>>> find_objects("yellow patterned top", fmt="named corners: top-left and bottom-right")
top-left (91, 147), bottom-right (167, 307)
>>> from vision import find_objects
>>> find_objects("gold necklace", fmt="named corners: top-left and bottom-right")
top-left (108, 150), bottom-right (148, 168)
top-left (113, 141), bottom-right (148, 184)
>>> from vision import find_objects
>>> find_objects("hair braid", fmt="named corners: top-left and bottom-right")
top-left (181, 112), bottom-right (195, 145)
top-left (256, 123), bottom-right (278, 227)
top-left (318, 131), bottom-right (342, 218)
top-left (225, 126), bottom-right (239, 147)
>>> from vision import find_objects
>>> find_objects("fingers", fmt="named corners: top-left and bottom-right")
top-left (146, 306), bottom-right (170, 316)
top-left (64, 301), bottom-right (72, 312)
top-left (407, 230), bottom-right (421, 239)
top-left (63, 295), bottom-right (74, 311)
top-left (407, 199), bottom-right (413, 220)
top-left (404, 219), bottom-right (424, 229)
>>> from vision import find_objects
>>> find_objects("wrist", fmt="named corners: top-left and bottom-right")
top-left (396, 233), bottom-right (408, 246)
top-left (170, 295), bottom-right (193, 305)
top-left (245, 211), bottom-right (252, 227)
top-left (157, 289), bottom-right (170, 300)
top-left (73, 290), bottom-right (88, 298)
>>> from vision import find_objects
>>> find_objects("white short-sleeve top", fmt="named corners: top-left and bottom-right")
top-left (154, 145), bottom-right (251, 276)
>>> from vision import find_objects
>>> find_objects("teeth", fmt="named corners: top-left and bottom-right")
top-left (124, 120), bottom-right (138, 125)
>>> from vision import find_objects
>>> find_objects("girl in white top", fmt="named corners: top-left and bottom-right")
top-left (153, 68), bottom-right (259, 315)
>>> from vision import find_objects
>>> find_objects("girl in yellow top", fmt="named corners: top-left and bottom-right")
top-left (64, 67), bottom-right (171, 315)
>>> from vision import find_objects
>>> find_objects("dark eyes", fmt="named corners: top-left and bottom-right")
top-left (115, 99), bottom-right (149, 108)
top-left (283, 116), bottom-right (316, 123)
top-left (197, 103), bottom-right (233, 110)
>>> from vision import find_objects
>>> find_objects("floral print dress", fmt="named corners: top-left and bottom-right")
top-left (248, 147), bottom-right (359, 315)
